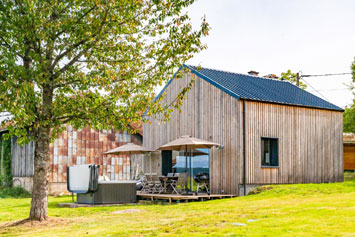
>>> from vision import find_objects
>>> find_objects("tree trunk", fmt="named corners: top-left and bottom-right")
top-left (29, 126), bottom-right (51, 221)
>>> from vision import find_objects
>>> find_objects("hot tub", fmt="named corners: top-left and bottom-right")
top-left (77, 181), bottom-right (137, 204)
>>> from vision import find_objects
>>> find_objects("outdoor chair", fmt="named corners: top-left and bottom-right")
top-left (151, 173), bottom-right (164, 194)
top-left (144, 173), bottom-right (156, 193)
top-left (140, 175), bottom-right (151, 193)
top-left (167, 173), bottom-right (187, 195)
top-left (168, 173), bottom-right (180, 195)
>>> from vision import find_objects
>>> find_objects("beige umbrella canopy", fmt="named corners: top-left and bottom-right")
top-left (104, 143), bottom-right (153, 179)
top-left (158, 135), bottom-right (220, 151)
top-left (104, 143), bottom-right (152, 155)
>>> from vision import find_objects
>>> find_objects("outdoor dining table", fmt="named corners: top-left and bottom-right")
top-left (159, 176), bottom-right (179, 194)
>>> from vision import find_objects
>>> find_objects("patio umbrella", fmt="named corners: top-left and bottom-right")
top-left (104, 143), bottom-right (153, 179)
top-left (158, 135), bottom-right (220, 194)
top-left (104, 143), bottom-right (152, 155)
top-left (158, 135), bottom-right (220, 151)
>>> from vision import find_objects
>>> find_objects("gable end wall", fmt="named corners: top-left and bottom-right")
top-left (144, 72), bottom-right (241, 195)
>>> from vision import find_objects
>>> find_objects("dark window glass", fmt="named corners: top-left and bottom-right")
top-left (261, 138), bottom-right (278, 167)
top-left (161, 150), bottom-right (172, 176)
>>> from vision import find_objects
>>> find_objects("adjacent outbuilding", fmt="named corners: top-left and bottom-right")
top-left (0, 125), bottom-right (143, 194)
top-left (343, 133), bottom-right (355, 170)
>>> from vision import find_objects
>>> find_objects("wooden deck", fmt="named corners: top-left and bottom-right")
top-left (137, 192), bottom-right (236, 203)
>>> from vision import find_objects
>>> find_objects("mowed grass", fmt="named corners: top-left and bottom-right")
top-left (0, 173), bottom-right (354, 236)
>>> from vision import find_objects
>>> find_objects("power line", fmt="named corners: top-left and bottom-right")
top-left (308, 88), bottom-right (349, 92)
top-left (302, 72), bottom-right (352, 77)
top-left (301, 78), bottom-right (330, 101)
top-left (290, 70), bottom-right (353, 104)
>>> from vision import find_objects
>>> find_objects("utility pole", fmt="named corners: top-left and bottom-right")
top-left (296, 72), bottom-right (300, 87)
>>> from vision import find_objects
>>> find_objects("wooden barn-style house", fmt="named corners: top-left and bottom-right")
top-left (3, 124), bottom-right (142, 194)
top-left (143, 65), bottom-right (344, 196)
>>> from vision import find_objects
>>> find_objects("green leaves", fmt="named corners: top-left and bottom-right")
top-left (346, 57), bottom-right (355, 133)
top-left (0, 0), bottom-right (209, 141)
top-left (343, 105), bottom-right (355, 133)
top-left (280, 70), bottom-right (307, 90)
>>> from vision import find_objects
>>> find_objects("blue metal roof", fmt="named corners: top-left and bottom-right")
top-left (184, 65), bottom-right (343, 111)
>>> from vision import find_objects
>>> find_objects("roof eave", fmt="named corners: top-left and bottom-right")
top-left (240, 98), bottom-right (344, 112)
top-left (184, 64), bottom-right (241, 100)
top-left (142, 66), bottom-right (185, 117)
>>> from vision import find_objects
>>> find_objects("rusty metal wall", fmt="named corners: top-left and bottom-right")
top-left (49, 125), bottom-right (142, 183)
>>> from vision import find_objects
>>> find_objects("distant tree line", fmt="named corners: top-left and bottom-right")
top-left (344, 59), bottom-right (355, 133)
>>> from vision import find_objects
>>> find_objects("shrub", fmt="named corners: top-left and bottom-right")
top-left (248, 186), bottom-right (274, 195)
top-left (0, 134), bottom-right (12, 187)
top-left (344, 171), bottom-right (355, 181)
top-left (0, 186), bottom-right (31, 198)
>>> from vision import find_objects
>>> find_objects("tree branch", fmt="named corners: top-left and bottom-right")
top-left (56, 99), bottom-right (114, 123)
top-left (0, 74), bottom-right (6, 82)
top-left (50, 5), bottom-right (100, 69)
top-left (0, 35), bottom-right (23, 58)
top-left (53, 5), bottom-right (97, 39)
top-left (53, 8), bottom-right (109, 79)
top-left (77, 59), bottom-right (131, 63)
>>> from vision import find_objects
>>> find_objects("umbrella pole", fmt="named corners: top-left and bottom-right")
top-left (150, 153), bottom-right (152, 174)
top-left (185, 145), bottom-right (188, 195)
top-left (129, 152), bottom-right (131, 180)
top-left (190, 150), bottom-right (192, 192)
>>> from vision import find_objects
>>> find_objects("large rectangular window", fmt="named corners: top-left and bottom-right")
top-left (161, 149), bottom-right (210, 191)
top-left (261, 137), bottom-right (278, 167)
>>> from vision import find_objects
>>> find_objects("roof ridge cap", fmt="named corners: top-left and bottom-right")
top-left (186, 64), bottom-right (289, 83)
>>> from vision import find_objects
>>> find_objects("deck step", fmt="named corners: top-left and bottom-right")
top-left (137, 192), bottom-right (236, 202)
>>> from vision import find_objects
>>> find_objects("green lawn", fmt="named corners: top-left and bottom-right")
top-left (0, 173), bottom-right (354, 236)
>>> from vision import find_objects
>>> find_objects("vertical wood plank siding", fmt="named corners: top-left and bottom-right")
top-left (240, 101), bottom-right (344, 184)
top-left (143, 73), bottom-right (241, 195)
top-left (143, 72), bottom-right (344, 195)
top-left (11, 137), bottom-right (34, 177)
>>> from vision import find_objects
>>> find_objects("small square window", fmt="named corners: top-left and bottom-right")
top-left (261, 137), bottom-right (278, 167)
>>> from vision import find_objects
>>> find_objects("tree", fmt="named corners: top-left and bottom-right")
top-left (343, 105), bottom-right (355, 133)
top-left (280, 70), bottom-right (307, 89)
top-left (0, 0), bottom-right (209, 221)
top-left (346, 58), bottom-right (355, 133)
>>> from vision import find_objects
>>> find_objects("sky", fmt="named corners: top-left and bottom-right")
top-left (1, 1), bottom-right (354, 125)
top-left (186, 0), bottom-right (355, 108)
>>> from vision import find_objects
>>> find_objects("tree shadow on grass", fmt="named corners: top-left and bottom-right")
top-left (0, 217), bottom-right (70, 229)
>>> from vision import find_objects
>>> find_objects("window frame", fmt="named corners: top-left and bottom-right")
top-left (261, 137), bottom-right (279, 168)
